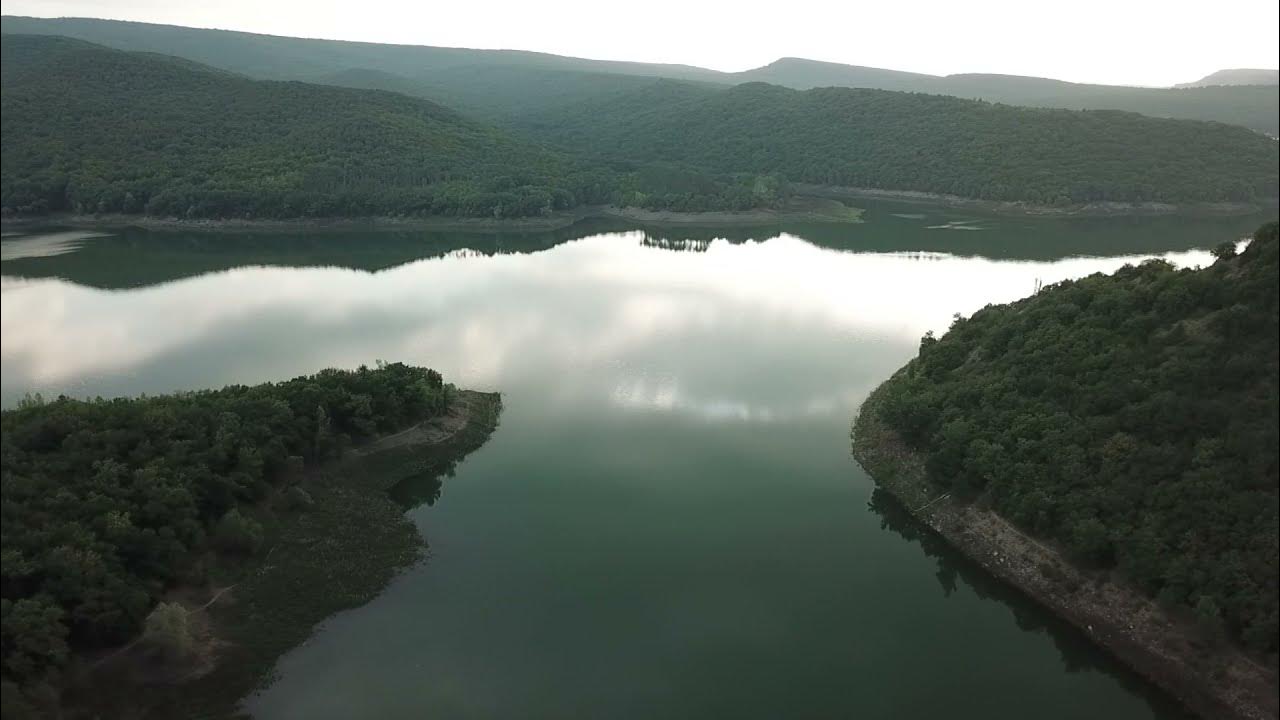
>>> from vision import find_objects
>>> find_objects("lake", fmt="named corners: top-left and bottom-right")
top-left (2, 203), bottom-right (1266, 719)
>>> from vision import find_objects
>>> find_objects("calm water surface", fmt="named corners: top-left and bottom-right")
top-left (4, 203), bottom-right (1261, 719)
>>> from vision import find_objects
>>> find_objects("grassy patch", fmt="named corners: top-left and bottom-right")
top-left (787, 196), bottom-right (865, 223)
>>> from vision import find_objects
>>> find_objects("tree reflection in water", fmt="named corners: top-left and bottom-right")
top-left (866, 488), bottom-right (1193, 718)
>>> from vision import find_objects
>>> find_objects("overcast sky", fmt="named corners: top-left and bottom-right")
top-left (6, 0), bottom-right (1279, 86)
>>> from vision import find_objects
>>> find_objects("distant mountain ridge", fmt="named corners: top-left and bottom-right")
top-left (1175, 68), bottom-right (1279, 88)
top-left (2, 15), bottom-right (1277, 134)
top-left (732, 58), bottom-right (1279, 134)
top-left (0, 15), bottom-right (724, 83)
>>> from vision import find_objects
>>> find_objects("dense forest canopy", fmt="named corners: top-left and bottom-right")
top-left (873, 222), bottom-right (1279, 652)
top-left (0, 363), bottom-right (450, 712)
top-left (522, 81), bottom-right (1280, 206)
top-left (3, 15), bottom-right (1277, 135)
top-left (0, 36), bottom-right (788, 219)
top-left (0, 35), bottom-right (612, 219)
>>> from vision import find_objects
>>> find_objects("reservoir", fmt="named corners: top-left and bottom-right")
top-left (3, 203), bottom-right (1261, 719)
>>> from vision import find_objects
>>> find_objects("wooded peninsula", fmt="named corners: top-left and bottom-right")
top-left (0, 363), bottom-right (501, 719)
top-left (853, 223), bottom-right (1279, 720)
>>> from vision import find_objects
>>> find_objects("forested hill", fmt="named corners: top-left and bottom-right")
top-left (867, 222), bottom-right (1279, 653)
top-left (4, 15), bottom-right (1277, 135)
top-left (523, 81), bottom-right (1280, 206)
top-left (0, 35), bottom-right (616, 219)
top-left (3, 35), bottom-right (1277, 217)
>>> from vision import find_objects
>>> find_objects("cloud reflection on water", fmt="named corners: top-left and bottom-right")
top-left (1, 231), bottom-right (1217, 419)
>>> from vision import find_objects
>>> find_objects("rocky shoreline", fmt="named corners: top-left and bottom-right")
top-left (852, 376), bottom-right (1279, 720)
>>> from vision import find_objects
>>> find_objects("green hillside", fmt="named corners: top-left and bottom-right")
top-left (3, 34), bottom-right (1275, 217)
top-left (522, 81), bottom-right (1280, 206)
top-left (0, 35), bottom-right (614, 219)
top-left (2, 36), bottom-right (800, 219)
top-left (4, 16), bottom-right (1276, 134)
top-left (862, 222), bottom-right (1279, 652)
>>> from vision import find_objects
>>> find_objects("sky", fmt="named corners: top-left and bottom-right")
top-left (4, 0), bottom-right (1279, 86)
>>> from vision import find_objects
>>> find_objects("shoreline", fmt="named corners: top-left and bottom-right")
top-left (2, 210), bottom-right (597, 234)
top-left (73, 390), bottom-right (503, 719)
top-left (798, 183), bottom-right (1277, 218)
top-left (6, 182), bottom-right (1269, 235)
top-left (596, 196), bottom-right (864, 225)
top-left (851, 375), bottom-right (1278, 720)
top-left (0, 198), bottom-right (862, 235)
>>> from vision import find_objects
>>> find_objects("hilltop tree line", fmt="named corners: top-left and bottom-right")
top-left (875, 223), bottom-right (1279, 653)
top-left (0, 363), bottom-right (449, 713)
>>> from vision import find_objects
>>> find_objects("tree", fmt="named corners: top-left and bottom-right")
top-left (0, 598), bottom-right (67, 682)
top-left (141, 602), bottom-right (193, 660)
top-left (1194, 595), bottom-right (1225, 643)
top-left (1210, 241), bottom-right (1238, 260)
top-left (213, 510), bottom-right (263, 555)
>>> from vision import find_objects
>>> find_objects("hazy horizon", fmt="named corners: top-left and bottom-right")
top-left (4, 0), bottom-right (1278, 87)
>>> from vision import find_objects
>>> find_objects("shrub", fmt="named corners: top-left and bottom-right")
top-left (142, 602), bottom-right (193, 660)
top-left (214, 510), bottom-right (263, 555)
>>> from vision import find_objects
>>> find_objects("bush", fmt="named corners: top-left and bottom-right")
top-left (213, 510), bottom-right (263, 555)
top-left (141, 602), bottom-right (193, 660)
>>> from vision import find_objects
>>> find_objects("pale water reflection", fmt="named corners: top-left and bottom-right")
top-left (0, 229), bottom-right (109, 261)
top-left (0, 215), bottom-right (1229, 720)
top-left (1, 231), bottom-right (1220, 413)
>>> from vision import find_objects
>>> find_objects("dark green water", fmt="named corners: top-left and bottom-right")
top-left (3, 202), bottom-right (1263, 719)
